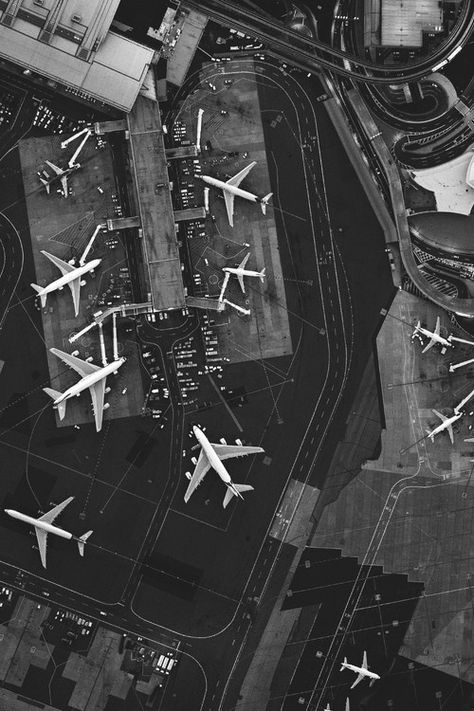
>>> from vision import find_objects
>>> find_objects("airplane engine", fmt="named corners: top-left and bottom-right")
top-left (191, 456), bottom-right (197, 465)
top-left (71, 350), bottom-right (79, 357)
top-left (58, 286), bottom-right (64, 291)
top-left (220, 437), bottom-right (227, 444)
top-left (105, 387), bottom-right (111, 394)
top-left (103, 403), bottom-right (110, 410)
top-left (235, 438), bottom-right (242, 445)
top-left (80, 280), bottom-right (86, 287)
top-left (85, 356), bottom-right (94, 363)
top-left (185, 471), bottom-right (192, 480)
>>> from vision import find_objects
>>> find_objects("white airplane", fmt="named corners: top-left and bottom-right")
top-left (340, 651), bottom-right (380, 689)
top-left (44, 348), bottom-right (126, 432)
top-left (346, 699), bottom-right (350, 711)
top-left (223, 253), bottom-right (266, 294)
top-left (196, 162), bottom-right (272, 227)
top-left (324, 704), bottom-right (333, 711)
top-left (426, 409), bottom-right (462, 444)
top-left (184, 425), bottom-right (264, 507)
top-left (38, 160), bottom-right (80, 196)
top-left (5, 497), bottom-right (92, 568)
top-left (31, 250), bottom-right (101, 317)
top-left (412, 316), bottom-right (453, 353)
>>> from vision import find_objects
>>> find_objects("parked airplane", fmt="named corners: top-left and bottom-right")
top-left (222, 252), bottom-right (266, 294)
top-left (340, 651), bottom-right (380, 689)
top-left (184, 425), bottom-right (264, 507)
top-left (196, 162), bottom-right (272, 227)
top-left (31, 250), bottom-right (101, 317)
top-left (412, 316), bottom-right (453, 353)
top-left (38, 160), bottom-right (81, 196)
top-left (5, 497), bottom-right (92, 568)
top-left (426, 409), bottom-right (462, 444)
top-left (44, 348), bottom-right (125, 432)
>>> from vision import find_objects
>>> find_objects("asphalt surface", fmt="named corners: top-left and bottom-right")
top-left (0, 56), bottom-right (393, 711)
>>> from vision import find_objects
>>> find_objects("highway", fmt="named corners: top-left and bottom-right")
top-left (182, 0), bottom-right (474, 84)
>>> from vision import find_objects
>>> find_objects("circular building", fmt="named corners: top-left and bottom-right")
top-left (409, 211), bottom-right (474, 261)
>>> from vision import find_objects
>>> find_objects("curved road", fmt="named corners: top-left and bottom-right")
top-left (183, 0), bottom-right (474, 84)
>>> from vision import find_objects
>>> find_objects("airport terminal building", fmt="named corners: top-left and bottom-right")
top-left (0, 0), bottom-right (155, 112)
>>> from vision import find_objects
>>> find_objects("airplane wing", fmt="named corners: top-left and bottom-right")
top-left (350, 672), bottom-right (364, 690)
top-left (219, 272), bottom-right (231, 301)
top-left (237, 273), bottom-right (245, 294)
top-left (422, 338), bottom-right (435, 354)
top-left (432, 409), bottom-right (447, 423)
top-left (211, 443), bottom-right (264, 461)
top-left (434, 316), bottom-right (441, 337)
top-left (45, 160), bottom-right (63, 176)
top-left (184, 449), bottom-right (212, 503)
top-left (224, 192), bottom-right (235, 227)
top-left (38, 496), bottom-right (74, 525)
top-left (68, 278), bottom-right (81, 317)
top-left (226, 162), bottom-right (257, 188)
top-left (60, 175), bottom-right (68, 195)
top-left (362, 650), bottom-right (368, 671)
top-left (41, 250), bottom-right (76, 276)
top-left (238, 253), bottom-right (251, 270)
top-left (89, 379), bottom-right (107, 432)
top-left (35, 528), bottom-right (48, 568)
top-left (447, 424), bottom-right (454, 444)
top-left (50, 348), bottom-right (101, 378)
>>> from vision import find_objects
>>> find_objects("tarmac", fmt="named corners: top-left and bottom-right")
top-left (18, 133), bottom-right (144, 430)
top-left (178, 59), bottom-right (293, 363)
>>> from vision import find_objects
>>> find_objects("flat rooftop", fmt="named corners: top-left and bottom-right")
top-left (381, 0), bottom-right (443, 47)
top-left (166, 9), bottom-right (208, 87)
top-left (127, 96), bottom-right (185, 311)
top-left (0, 7), bottom-right (154, 112)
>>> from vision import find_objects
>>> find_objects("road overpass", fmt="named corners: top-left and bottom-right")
top-left (182, 0), bottom-right (474, 84)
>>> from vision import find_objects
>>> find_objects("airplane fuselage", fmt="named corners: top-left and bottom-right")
top-left (223, 267), bottom-right (264, 279)
top-left (341, 662), bottom-right (380, 680)
top-left (54, 357), bottom-right (125, 406)
top-left (198, 175), bottom-right (260, 204)
top-left (193, 425), bottom-right (232, 484)
top-left (428, 413), bottom-right (462, 439)
top-left (5, 509), bottom-right (72, 540)
top-left (39, 258), bottom-right (101, 297)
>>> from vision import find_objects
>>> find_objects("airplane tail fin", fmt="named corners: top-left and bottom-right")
top-left (259, 268), bottom-right (266, 283)
top-left (223, 484), bottom-right (254, 509)
top-left (340, 657), bottom-right (347, 672)
top-left (31, 284), bottom-right (47, 308)
top-left (261, 193), bottom-right (273, 215)
top-left (77, 530), bottom-right (93, 556)
top-left (43, 388), bottom-right (67, 420)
